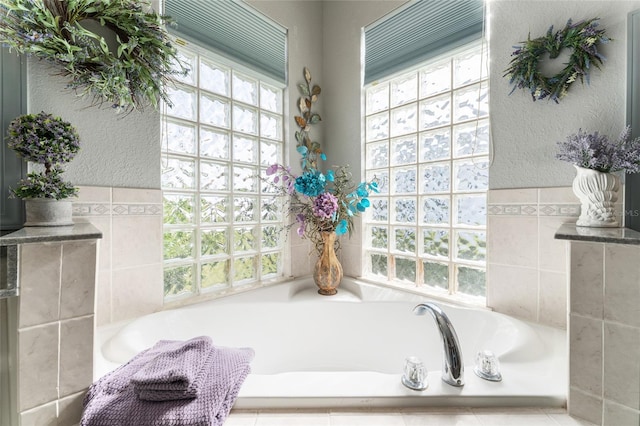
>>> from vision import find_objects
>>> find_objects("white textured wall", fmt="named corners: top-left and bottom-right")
top-left (489, 0), bottom-right (640, 189)
top-left (321, 0), bottom-right (403, 175)
top-left (27, 60), bottom-right (161, 189)
top-left (248, 0), bottom-right (324, 174)
top-left (23, 2), bottom-right (640, 191)
top-left (320, 0), bottom-right (404, 276)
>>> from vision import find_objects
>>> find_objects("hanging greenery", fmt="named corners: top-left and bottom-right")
top-left (503, 18), bottom-right (610, 103)
top-left (0, 0), bottom-right (186, 112)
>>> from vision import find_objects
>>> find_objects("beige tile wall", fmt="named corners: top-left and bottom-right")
top-left (81, 184), bottom-right (614, 332)
top-left (75, 186), bottom-right (320, 326)
top-left (15, 239), bottom-right (98, 425)
top-left (567, 241), bottom-right (640, 425)
top-left (487, 187), bottom-right (590, 328)
top-left (74, 186), bottom-right (163, 325)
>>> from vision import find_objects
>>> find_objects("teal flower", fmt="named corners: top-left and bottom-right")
top-left (335, 219), bottom-right (348, 236)
top-left (294, 170), bottom-right (326, 197)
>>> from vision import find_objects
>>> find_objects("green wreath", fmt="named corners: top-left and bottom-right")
top-left (504, 18), bottom-right (609, 103)
top-left (0, 0), bottom-right (186, 112)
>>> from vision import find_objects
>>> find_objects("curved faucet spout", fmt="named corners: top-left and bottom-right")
top-left (413, 303), bottom-right (464, 387)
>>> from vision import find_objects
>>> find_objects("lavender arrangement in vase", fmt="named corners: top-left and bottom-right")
top-left (556, 126), bottom-right (640, 227)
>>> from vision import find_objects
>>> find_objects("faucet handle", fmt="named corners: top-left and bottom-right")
top-left (474, 350), bottom-right (502, 382)
top-left (402, 356), bottom-right (428, 391)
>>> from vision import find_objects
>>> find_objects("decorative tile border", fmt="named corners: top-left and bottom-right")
top-left (73, 203), bottom-right (111, 216)
top-left (73, 202), bottom-right (162, 217)
top-left (488, 203), bottom-right (580, 217)
top-left (487, 204), bottom-right (538, 216)
top-left (538, 204), bottom-right (581, 217)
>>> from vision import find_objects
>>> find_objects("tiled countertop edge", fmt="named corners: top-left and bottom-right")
top-left (555, 223), bottom-right (640, 245)
top-left (0, 222), bottom-right (102, 246)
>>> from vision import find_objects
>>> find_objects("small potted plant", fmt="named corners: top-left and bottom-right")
top-left (6, 111), bottom-right (80, 226)
top-left (556, 126), bottom-right (640, 227)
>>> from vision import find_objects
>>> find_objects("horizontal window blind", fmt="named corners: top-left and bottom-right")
top-left (364, 0), bottom-right (484, 84)
top-left (165, 0), bottom-right (287, 84)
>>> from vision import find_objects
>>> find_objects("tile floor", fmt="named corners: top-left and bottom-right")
top-left (225, 408), bottom-right (596, 426)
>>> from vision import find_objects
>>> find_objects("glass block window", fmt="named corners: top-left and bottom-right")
top-left (364, 41), bottom-right (488, 301)
top-left (162, 46), bottom-right (285, 299)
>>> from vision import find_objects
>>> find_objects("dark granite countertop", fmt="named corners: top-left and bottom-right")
top-left (555, 223), bottom-right (640, 245)
top-left (0, 222), bottom-right (102, 246)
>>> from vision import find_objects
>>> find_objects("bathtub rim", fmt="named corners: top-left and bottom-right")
top-left (94, 277), bottom-right (568, 409)
top-left (161, 275), bottom-right (493, 314)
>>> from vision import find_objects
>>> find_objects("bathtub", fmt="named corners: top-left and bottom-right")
top-left (96, 278), bottom-right (567, 409)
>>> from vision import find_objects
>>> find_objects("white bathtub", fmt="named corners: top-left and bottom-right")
top-left (96, 278), bottom-right (567, 409)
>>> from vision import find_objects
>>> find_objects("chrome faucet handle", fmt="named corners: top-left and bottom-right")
top-left (402, 356), bottom-right (428, 391)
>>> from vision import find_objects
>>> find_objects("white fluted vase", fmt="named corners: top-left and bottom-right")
top-left (572, 165), bottom-right (620, 227)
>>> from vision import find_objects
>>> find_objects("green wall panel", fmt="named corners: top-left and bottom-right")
top-left (0, 47), bottom-right (26, 232)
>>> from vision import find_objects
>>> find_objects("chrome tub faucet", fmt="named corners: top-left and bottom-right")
top-left (413, 302), bottom-right (464, 387)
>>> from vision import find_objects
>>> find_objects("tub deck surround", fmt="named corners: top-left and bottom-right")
top-left (0, 224), bottom-right (101, 426)
top-left (96, 278), bottom-right (567, 409)
top-left (0, 222), bottom-right (102, 245)
top-left (555, 224), bottom-right (640, 425)
top-left (555, 223), bottom-right (640, 244)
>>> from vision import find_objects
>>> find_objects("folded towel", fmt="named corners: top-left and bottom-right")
top-left (131, 336), bottom-right (212, 401)
top-left (81, 341), bottom-right (254, 426)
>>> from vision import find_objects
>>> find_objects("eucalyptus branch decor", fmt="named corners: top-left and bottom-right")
top-left (504, 18), bottom-right (610, 103)
top-left (294, 67), bottom-right (324, 171)
top-left (0, 0), bottom-right (186, 112)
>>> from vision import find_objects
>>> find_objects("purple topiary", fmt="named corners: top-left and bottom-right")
top-left (7, 111), bottom-right (80, 168)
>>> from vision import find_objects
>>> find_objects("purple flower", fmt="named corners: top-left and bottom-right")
top-left (266, 164), bottom-right (278, 175)
top-left (6, 112), bottom-right (80, 166)
top-left (313, 192), bottom-right (338, 219)
top-left (556, 126), bottom-right (640, 173)
top-left (296, 214), bottom-right (305, 237)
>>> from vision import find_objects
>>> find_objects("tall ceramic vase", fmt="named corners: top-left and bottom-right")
top-left (313, 231), bottom-right (343, 296)
top-left (572, 165), bottom-right (620, 227)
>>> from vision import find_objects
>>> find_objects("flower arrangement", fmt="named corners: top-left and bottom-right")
top-left (266, 163), bottom-right (378, 253)
top-left (264, 68), bottom-right (378, 253)
top-left (556, 126), bottom-right (640, 173)
top-left (7, 111), bottom-right (80, 199)
top-left (0, 0), bottom-right (185, 112)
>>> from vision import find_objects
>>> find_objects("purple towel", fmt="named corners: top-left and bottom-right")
top-left (131, 336), bottom-right (213, 401)
top-left (81, 339), bottom-right (254, 426)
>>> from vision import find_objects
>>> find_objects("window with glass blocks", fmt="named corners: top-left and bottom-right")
top-left (364, 41), bottom-right (489, 300)
top-left (161, 46), bottom-right (285, 299)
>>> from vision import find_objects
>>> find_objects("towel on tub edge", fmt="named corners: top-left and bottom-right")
top-left (80, 337), bottom-right (254, 426)
top-left (131, 336), bottom-right (213, 401)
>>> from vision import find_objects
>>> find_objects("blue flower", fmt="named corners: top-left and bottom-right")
top-left (294, 170), bottom-right (326, 197)
top-left (335, 219), bottom-right (348, 235)
top-left (356, 183), bottom-right (368, 197)
top-left (356, 198), bottom-right (370, 212)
